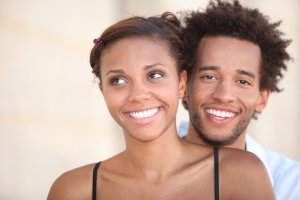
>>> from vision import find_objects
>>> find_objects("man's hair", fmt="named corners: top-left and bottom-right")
top-left (182, 0), bottom-right (292, 109)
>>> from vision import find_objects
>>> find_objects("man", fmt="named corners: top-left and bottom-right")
top-left (179, 0), bottom-right (300, 199)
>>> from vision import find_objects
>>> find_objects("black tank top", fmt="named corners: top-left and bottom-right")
top-left (92, 147), bottom-right (219, 200)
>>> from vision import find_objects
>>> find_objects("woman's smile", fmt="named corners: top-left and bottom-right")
top-left (127, 107), bottom-right (160, 119)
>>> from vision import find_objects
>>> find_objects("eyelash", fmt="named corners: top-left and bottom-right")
top-left (237, 79), bottom-right (251, 86)
top-left (200, 74), bottom-right (217, 80)
top-left (148, 71), bottom-right (164, 80)
top-left (110, 77), bottom-right (126, 85)
top-left (200, 74), bottom-right (252, 86)
top-left (109, 71), bottom-right (165, 86)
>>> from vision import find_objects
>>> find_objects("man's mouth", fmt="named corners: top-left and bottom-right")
top-left (128, 107), bottom-right (159, 119)
top-left (206, 108), bottom-right (237, 119)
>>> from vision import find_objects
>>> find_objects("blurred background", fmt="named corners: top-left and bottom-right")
top-left (0, 0), bottom-right (299, 199)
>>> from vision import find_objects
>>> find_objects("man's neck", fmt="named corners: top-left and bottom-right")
top-left (185, 126), bottom-right (247, 150)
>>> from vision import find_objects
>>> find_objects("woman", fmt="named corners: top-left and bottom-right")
top-left (47, 12), bottom-right (275, 200)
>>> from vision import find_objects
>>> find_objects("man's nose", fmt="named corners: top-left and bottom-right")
top-left (211, 80), bottom-right (237, 103)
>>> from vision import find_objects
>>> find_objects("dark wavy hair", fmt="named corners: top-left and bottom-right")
top-left (182, 0), bottom-right (292, 109)
top-left (90, 12), bottom-right (186, 82)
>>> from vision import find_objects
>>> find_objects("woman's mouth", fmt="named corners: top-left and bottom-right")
top-left (128, 107), bottom-right (159, 119)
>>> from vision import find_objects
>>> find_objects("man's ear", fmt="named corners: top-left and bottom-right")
top-left (179, 70), bottom-right (187, 99)
top-left (255, 89), bottom-right (270, 112)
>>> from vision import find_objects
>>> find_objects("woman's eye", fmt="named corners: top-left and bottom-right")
top-left (149, 72), bottom-right (164, 79)
top-left (111, 77), bottom-right (126, 85)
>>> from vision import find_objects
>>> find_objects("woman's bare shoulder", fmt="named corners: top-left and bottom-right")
top-left (219, 147), bottom-right (269, 180)
top-left (47, 163), bottom-right (96, 200)
top-left (219, 148), bottom-right (275, 199)
top-left (220, 147), bottom-right (262, 167)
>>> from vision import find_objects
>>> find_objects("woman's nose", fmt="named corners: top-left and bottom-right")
top-left (128, 82), bottom-right (152, 102)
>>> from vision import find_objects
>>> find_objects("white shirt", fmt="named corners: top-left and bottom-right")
top-left (178, 121), bottom-right (300, 200)
top-left (246, 135), bottom-right (300, 200)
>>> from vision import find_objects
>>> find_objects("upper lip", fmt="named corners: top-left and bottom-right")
top-left (125, 107), bottom-right (160, 119)
top-left (123, 106), bottom-right (161, 114)
top-left (205, 105), bottom-right (240, 114)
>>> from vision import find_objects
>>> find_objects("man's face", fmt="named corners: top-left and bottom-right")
top-left (187, 36), bottom-right (269, 146)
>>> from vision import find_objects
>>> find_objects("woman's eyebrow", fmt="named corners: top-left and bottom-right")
top-left (144, 63), bottom-right (166, 70)
top-left (105, 69), bottom-right (124, 76)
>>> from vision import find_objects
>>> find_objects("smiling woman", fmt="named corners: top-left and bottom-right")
top-left (47, 12), bottom-right (275, 200)
top-left (100, 37), bottom-right (182, 142)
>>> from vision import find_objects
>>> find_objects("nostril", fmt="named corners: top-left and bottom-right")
top-left (128, 87), bottom-right (152, 102)
top-left (212, 83), bottom-right (236, 102)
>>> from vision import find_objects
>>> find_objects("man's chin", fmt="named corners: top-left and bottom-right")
top-left (199, 133), bottom-right (240, 147)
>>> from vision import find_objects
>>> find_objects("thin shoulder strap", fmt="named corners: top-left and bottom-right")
top-left (92, 162), bottom-right (101, 200)
top-left (214, 147), bottom-right (219, 200)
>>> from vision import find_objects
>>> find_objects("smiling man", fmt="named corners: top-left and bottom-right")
top-left (186, 36), bottom-right (267, 149)
top-left (180, 0), bottom-right (300, 199)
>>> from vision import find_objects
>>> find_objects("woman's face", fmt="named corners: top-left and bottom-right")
top-left (100, 37), bottom-right (186, 142)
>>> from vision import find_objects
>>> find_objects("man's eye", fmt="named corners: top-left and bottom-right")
top-left (201, 74), bottom-right (215, 80)
top-left (149, 72), bottom-right (164, 79)
top-left (237, 80), bottom-right (251, 85)
top-left (111, 77), bottom-right (126, 85)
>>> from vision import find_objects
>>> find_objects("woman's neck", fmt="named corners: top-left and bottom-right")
top-left (122, 128), bottom-right (185, 182)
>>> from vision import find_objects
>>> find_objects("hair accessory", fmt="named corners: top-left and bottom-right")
top-left (93, 38), bottom-right (103, 46)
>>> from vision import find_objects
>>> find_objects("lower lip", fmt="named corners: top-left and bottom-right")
top-left (206, 113), bottom-right (235, 125)
top-left (126, 107), bottom-right (162, 125)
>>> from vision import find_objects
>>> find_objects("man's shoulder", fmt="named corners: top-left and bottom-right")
top-left (246, 134), bottom-right (300, 174)
top-left (246, 135), bottom-right (300, 199)
top-left (264, 146), bottom-right (300, 178)
top-left (264, 148), bottom-right (300, 199)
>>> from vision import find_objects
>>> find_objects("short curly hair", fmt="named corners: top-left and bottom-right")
top-left (182, 0), bottom-right (291, 109)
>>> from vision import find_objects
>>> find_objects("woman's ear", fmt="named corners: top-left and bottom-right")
top-left (179, 70), bottom-right (187, 99)
top-left (99, 82), bottom-right (103, 93)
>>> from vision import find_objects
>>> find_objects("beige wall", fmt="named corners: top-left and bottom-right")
top-left (0, 0), bottom-right (299, 199)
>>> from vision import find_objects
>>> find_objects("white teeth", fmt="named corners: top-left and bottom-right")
top-left (206, 109), bottom-right (236, 118)
top-left (129, 108), bottom-right (159, 119)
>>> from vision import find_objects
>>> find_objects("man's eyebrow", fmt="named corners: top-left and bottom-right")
top-left (197, 65), bottom-right (220, 72)
top-left (237, 69), bottom-right (255, 78)
top-left (197, 66), bottom-right (256, 79)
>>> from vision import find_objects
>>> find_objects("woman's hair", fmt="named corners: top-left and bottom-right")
top-left (182, 0), bottom-right (292, 93)
top-left (90, 12), bottom-right (185, 82)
